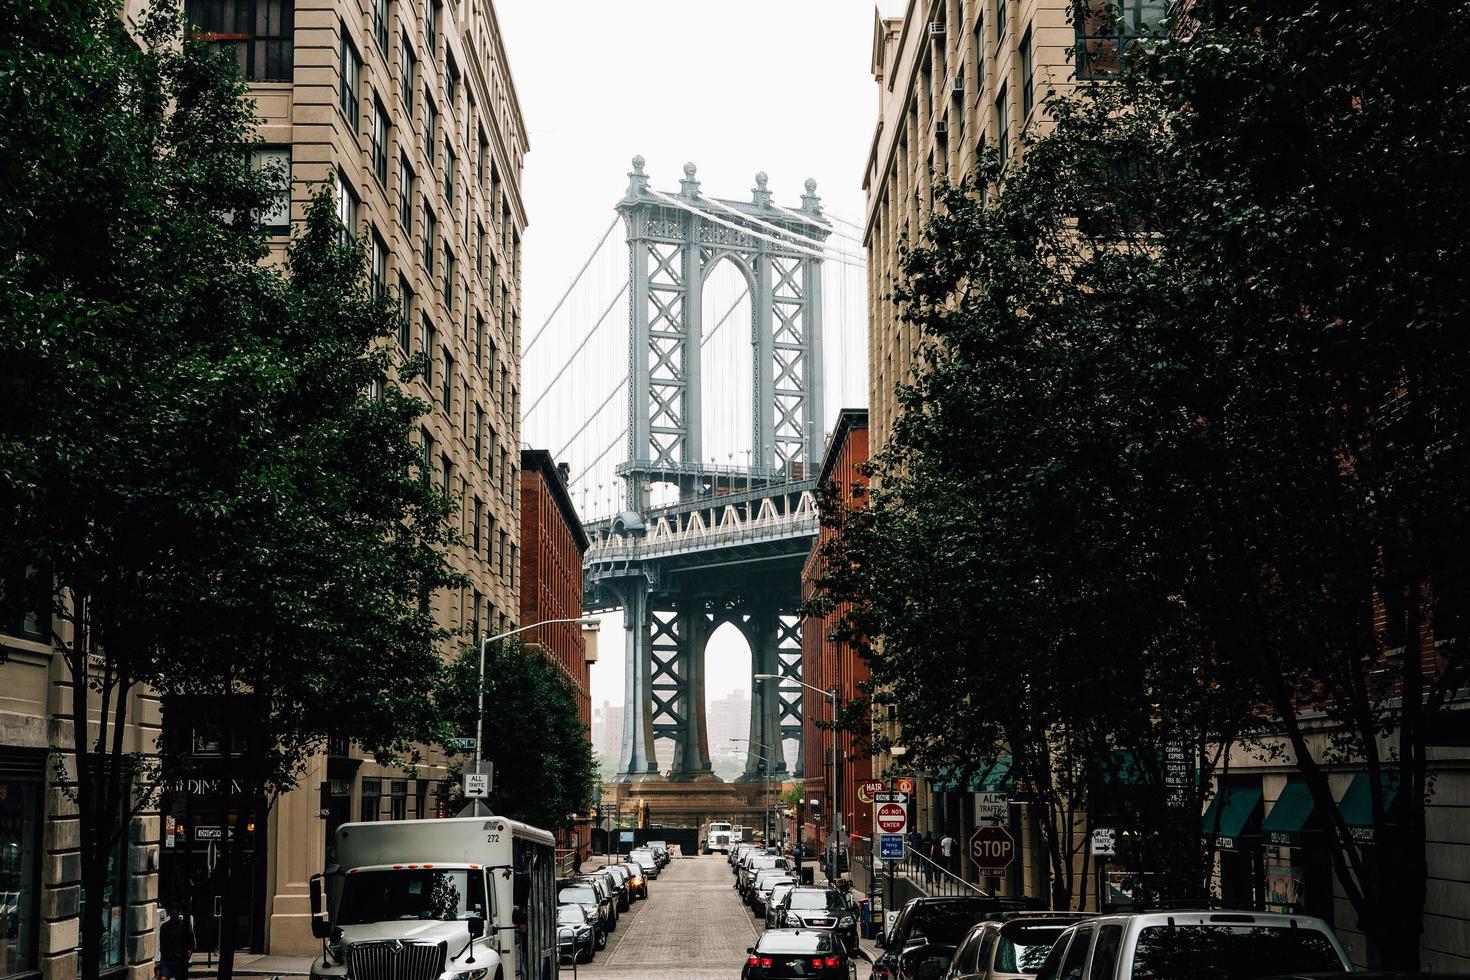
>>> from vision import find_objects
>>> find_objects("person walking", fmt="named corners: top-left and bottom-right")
top-left (922, 832), bottom-right (938, 883)
top-left (158, 903), bottom-right (195, 980)
top-left (571, 847), bottom-right (583, 875)
top-left (939, 831), bottom-right (957, 877)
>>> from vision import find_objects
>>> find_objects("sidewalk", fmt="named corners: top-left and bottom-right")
top-left (188, 952), bottom-right (315, 978)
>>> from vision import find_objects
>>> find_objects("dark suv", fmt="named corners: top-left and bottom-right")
top-left (871, 895), bottom-right (1041, 980)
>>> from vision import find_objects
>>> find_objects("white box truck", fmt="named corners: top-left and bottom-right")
top-left (704, 821), bottom-right (733, 855)
top-left (308, 816), bottom-right (557, 980)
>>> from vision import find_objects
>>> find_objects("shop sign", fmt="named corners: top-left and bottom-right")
top-left (164, 816), bottom-right (177, 849)
top-left (327, 779), bottom-right (352, 797)
top-left (165, 777), bottom-right (246, 797)
top-left (1265, 858), bottom-right (1303, 911)
top-left (1090, 827), bottom-right (1116, 857)
top-left (857, 780), bottom-right (886, 804)
top-left (1267, 830), bottom-right (1297, 846)
top-left (1163, 742), bottom-right (1192, 807)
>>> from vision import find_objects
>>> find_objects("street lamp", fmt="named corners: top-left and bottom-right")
top-left (755, 673), bottom-right (840, 881)
top-left (730, 738), bottom-right (779, 843)
top-left (474, 617), bottom-right (601, 772)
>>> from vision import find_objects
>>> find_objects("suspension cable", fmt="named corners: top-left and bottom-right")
top-left (524, 280), bottom-right (628, 418)
top-left (646, 191), bottom-right (867, 271)
top-left (699, 196), bottom-right (868, 265)
top-left (523, 216), bottom-right (620, 356)
top-left (569, 427), bottom-right (628, 488)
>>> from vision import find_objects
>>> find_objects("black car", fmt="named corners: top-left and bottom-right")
top-left (556, 904), bottom-right (597, 964)
top-left (744, 929), bottom-right (854, 979)
top-left (558, 880), bottom-right (616, 934)
top-left (871, 896), bottom-right (1042, 980)
top-left (589, 866), bottom-right (630, 911)
top-left (778, 886), bottom-right (859, 950)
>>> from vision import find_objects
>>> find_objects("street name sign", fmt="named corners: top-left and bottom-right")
top-left (446, 737), bottom-right (478, 750)
top-left (970, 825), bottom-right (1015, 876)
top-left (875, 801), bottom-right (909, 834)
top-left (976, 792), bottom-right (1008, 824)
top-left (879, 833), bottom-right (905, 859)
top-left (872, 791), bottom-right (910, 804)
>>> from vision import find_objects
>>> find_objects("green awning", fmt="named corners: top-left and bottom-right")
top-left (1338, 773), bottom-right (1400, 844)
top-left (1262, 780), bottom-right (1316, 846)
top-left (1202, 783), bottom-right (1263, 851)
top-left (932, 757), bottom-right (1013, 794)
top-left (931, 765), bottom-right (961, 794)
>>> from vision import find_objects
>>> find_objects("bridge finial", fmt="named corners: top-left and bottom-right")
top-left (627, 155), bottom-right (649, 198)
top-left (801, 177), bottom-right (822, 215)
top-left (752, 171), bottom-right (772, 209)
top-left (680, 161), bottom-right (701, 199)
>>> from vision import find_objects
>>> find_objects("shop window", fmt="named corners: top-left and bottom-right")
top-left (361, 777), bottom-right (382, 821)
top-left (0, 771), bottom-right (41, 977)
top-left (1075, 0), bottom-right (1168, 79)
top-left (185, 0), bottom-right (294, 82)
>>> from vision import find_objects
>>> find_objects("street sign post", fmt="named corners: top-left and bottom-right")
top-left (463, 772), bottom-right (490, 798)
top-left (895, 777), bottom-right (915, 795)
top-left (446, 737), bottom-right (478, 751)
top-left (879, 833), bottom-right (905, 859)
top-left (969, 825), bottom-right (1015, 877)
top-left (871, 791), bottom-right (910, 804)
top-left (875, 802), bottom-right (908, 835)
top-left (1091, 827), bottom-right (1117, 857)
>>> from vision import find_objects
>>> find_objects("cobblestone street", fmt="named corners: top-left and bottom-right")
top-left (576, 855), bottom-right (759, 979)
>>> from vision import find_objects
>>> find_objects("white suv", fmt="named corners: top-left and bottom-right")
top-left (1034, 910), bottom-right (1351, 980)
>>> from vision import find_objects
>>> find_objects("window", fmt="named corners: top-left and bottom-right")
top-left (81, 812), bottom-right (129, 970)
top-left (440, 453), bottom-right (452, 495)
top-left (474, 405), bottom-right (484, 456)
top-left (0, 564), bottom-right (50, 641)
top-left (1057, 927), bottom-right (1092, 980)
top-left (339, 28), bottom-right (361, 124)
top-left (397, 154), bottom-right (414, 225)
top-left (422, 319), bottom-right (436, 384)
top-left (250, 147), bottom-right (291, 232)
top-left (509, 544), bottom-right (517, 588)
top-left (472, 499), bottom-right (483, 551)
top-left (400, 34), bottom-right (416, 113)
top-left (471, 590), bottom-right (481, 640)
top-left (996, 0), bottom-right (1007, 41)
top-left (423, 205), bottom-right (436, 271)
top-left (390, 780), bottom-right (408, 820)
top-left (1075, 0), bottom-right (1168, 78)
top-left (995, 84), bottom-right (1010, 163)
top-left (0, 770), bottom-right (41, 975)
top-left (441, 352), bottom-right (453, 413)
top-left (425, 101), bottom-right (438, 164)
top-left (425, 0), bottom-right (440, 58)
top-left (397, 278), bottom-right (413, 350)
top-left (361, 777), bottom-right (382, 821)
top-left (370, 231), bottom-right (387, 298)
top-left (497, 530), bottom-right (507, 577)
top-left (373, 0), bottom-right (389, 52)
top-left (185, 0), bottom-right (294, 82)
top-left (476, 221), bottom-right (486, 276)
top-left (446, 52), bottom-right (460, 107)
top-left (487, 516), bottom-right (496, 562)
top-left (475, 313), bottom-right (485, 363)
top-left (419, 428), bottom-right (433, 483)
top-left (1087, 925), bottom-right (1122, 980)
top-left (478, 133), bottom-right (489, 186)
top-left (444, 146), bottom-right (455, 205)
top-left (335, 171), bottom-right (358, 244)
top-left (371, 99), bottom-right (389, 185)
top-left (443, 246), bottom-right (455, 309)
top-left (369, 374), bottom-right (385, 401)
top-left (1021, 27), bottom-right (1034, 118)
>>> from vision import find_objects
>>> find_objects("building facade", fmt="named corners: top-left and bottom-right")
top-left (167, 0), bottom-right (529, 956)
top-left (799, 409), bottom-right (874, 856)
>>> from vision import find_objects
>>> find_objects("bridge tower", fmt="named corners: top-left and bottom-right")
top-left (593, 158), bottom-right (829, 786)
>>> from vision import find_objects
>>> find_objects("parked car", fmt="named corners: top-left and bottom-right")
top-left (1034, 911), bottom-right (1351, 980)
top-left (589, 866), bottom-right (630, 912)
top-left (557, 898), bottom-right (606, 951)
top-left (556, 903), bottom-right (597, 964)
top-left (617, 861), bottom-right (648, 900)
top-left (871, 896), bottom-right (1040, 980)
top-left (744, 929), bottom-right (855, 980)
top-left (740, 854), bottom-right (791, 897)
top-left (558, 880), bottom-right (615, 935)
top-left (732, 843), bottom-right (758, 870)
top-left (574, 873), bottom-right (620, 930)
top-left (751, 873), bottom-right (798, 917)
top-left (766, 882), bottom-right (798, 929)
top-left (944, 914), bottom-right (1092, 979)
top-left (646, 840), bottom-right (671, 866)
top-left (776, 886), bottom-right (859, 949)
top-left (628, 848), bottom-right (660, 879)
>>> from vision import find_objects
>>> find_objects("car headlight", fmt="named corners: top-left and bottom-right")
top-left (840, 916), bottom-right (855, 927)
top-left (442, 970), bottom-right (488, 980)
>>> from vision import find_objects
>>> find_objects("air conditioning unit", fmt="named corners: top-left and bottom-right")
top-left (935, 119), bottom-right (949, 137)
top-left (928, 21), bottom-right (945, 36)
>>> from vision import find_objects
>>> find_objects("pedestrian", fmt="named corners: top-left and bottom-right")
top-left (158, 903), bottom-right (195, 980)
top-left (922, 832), bottom-right (937, 882)
top-left (906, 828), bottom-right (922, 859)
top-left (940, 831), bottom-right (956, 876)
top-left (572, 848), bottom-right (583, 875)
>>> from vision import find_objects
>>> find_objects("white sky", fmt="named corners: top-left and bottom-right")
top-left (499, 0), bottom-right (878, 708)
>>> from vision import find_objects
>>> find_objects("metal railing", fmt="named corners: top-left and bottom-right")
top-left (849, 834), bottom-right (987, 904)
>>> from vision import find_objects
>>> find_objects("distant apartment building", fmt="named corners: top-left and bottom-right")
top-left (592, 702), bottom-right (625, 763)
top-left (705, 689), bottom-right (753, 755)
top-left (800, 409), bottom-right (874, 851)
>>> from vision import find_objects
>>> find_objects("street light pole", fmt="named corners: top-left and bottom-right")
top-left (730, 738), bottom-right (777, 843)
top-left (474, 617), bottom-right (601, 771)
top-left (755, 674), bottom-right (839, 879)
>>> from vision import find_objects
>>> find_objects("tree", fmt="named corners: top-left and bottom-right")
top-left (815, 0), bottom-right (1470, 961)
top-left (441, 639), bottom-right (598, 833)
top-left (0, 5), bottom-right (460, 978)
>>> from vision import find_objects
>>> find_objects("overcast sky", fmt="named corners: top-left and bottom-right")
top-left (498, 0), bottom-right (879, 709)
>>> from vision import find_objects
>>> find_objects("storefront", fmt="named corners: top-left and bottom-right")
top-left (159, 784), bottom-right (269, 954)
top-left (1203, 779), bottom-right (1264, 908)
top-left (0, 750), bottom-right (43, 980)
top-left (1260, 778), bottom-right (1335, 922)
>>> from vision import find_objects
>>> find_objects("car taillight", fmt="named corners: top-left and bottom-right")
top-left (760, 957), bottom-right (773, 969)
top-left (747, 955), bottom-right (760, 967)
top-left (824, 956), bottom-right (841, 968)
top-left (812, 958), bottom-right (824, 969)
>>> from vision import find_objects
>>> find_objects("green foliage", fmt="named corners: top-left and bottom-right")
top-left (441, 639), bottom-right (599, 832)
top-left (815, 0), bottom-right (1470, 952)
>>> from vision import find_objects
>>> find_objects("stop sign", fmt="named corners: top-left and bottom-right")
top-left (970, 825), bottom-right (1015, 876)
top-left (875, 802), bottom-right (908, 834)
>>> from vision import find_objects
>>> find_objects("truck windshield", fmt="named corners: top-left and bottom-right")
top-left (337, 869), bottom-right (486, 925)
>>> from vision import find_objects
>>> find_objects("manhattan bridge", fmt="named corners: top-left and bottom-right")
top-left (522, 157), bottom-right (867, 821)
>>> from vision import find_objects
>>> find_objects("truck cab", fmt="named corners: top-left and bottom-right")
top-left (705, 821), bottom-right (734, 855)
top-left (309, 816), bottom-right (557, 980)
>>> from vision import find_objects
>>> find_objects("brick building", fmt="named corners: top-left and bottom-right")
top-left (800, 409), bottom-right (874, 856)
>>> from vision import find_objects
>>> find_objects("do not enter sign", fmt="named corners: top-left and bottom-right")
top-left (875, 802), bottom-right (908, 834)
top-left (970, 825), bottom-right (1015, 877)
